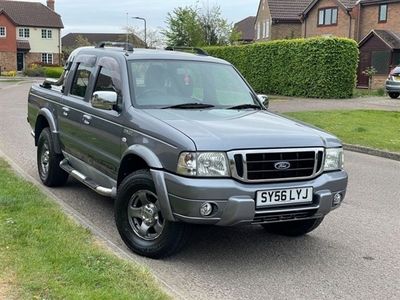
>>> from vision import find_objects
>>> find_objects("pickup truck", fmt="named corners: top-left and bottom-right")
top-left (28, 44), bottom-right (348, 258)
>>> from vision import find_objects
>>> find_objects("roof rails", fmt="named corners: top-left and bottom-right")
top-left (165, 46), bottom-right (209, 56)
top-left (96, 41), bottom-right (134, 52)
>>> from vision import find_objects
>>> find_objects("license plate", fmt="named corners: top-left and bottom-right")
top-left (256, 187), bottom-right (313, 208)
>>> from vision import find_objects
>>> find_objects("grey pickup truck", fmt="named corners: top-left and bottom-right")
top-left (28, 44), bottom-right (348, 258)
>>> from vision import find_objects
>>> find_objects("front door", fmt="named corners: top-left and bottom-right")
top-left (357, 51), bottom-right (371, 88)
top-left (17, 52), bottom-right (24, 71)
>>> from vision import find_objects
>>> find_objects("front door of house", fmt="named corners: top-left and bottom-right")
top-left (17, 52), bottom-right (24, 71)
top-left (357, 51), bottom-right (371, 88)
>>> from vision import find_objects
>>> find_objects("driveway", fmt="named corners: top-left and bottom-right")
top-left (270, 96), bottom-right (400, 113)
top-left (1, 83), bottom-right (399, 299)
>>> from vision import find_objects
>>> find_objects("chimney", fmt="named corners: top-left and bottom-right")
top-left (47, 0), bottom-right (55, 11)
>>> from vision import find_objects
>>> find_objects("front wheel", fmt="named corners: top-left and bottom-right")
top-left (261, 218), bottom-right (324, 236)
top-left (115, 170), bottom-right (190, 258)
top-left (388, 92), bottom-right (400, 99)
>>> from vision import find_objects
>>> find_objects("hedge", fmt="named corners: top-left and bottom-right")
top-left (205, 37), bottom-right (359, 99)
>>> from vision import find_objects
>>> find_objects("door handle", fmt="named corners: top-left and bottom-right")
top-left (82, 114), bottom-right (92, 125)
top-left (62, 107), bottom-right (70, 117)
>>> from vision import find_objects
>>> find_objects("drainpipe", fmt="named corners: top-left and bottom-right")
top-left (348, 10), bottom-right (352, 39)
top-left (356, 3), bottom-right (361, 41)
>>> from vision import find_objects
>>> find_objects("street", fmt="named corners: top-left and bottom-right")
top-left (0, 81), bottom-right (399, 299)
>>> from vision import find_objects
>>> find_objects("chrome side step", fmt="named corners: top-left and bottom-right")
top-left (60, 159), bottom-right (116, 198)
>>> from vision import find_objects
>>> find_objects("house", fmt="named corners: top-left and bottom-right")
top-left (0, 0), bottom-right (63, 72)
top-left (62, 33), bottom-right (145, 50)
top-left (254, 0), bottom-right (310, 41)
top-left (234, 16), bottom-right (256, 43)
top-left (301, 0), bottom-right (359, 40)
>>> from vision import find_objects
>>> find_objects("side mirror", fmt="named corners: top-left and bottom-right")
top-left (91, 91), bottom-right (118, 111)
top-left (258, 94), bottom-right (269, 109)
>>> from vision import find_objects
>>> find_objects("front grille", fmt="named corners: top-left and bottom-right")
top-left (229, 148), bottom-right (324, 183)
top-left (252, 209), bottom-right (318, 224)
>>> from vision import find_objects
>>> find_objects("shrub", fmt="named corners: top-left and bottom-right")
top-left (205, 37), bottom-right (359, 99)
top-left (24, 64), bottom-right (63, 79)
top-left (1, 70), bottom-right (17, 77)
top-left (43, 67), bottom-right (63, 79)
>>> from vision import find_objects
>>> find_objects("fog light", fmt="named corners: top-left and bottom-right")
top-left (200, 202), bottom-right (213, 217)
top-left (333, 193), bottom-right (342, 205)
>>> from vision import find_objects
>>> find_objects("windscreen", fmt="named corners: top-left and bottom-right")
top-left (129, 60), bottom-right (259, 108)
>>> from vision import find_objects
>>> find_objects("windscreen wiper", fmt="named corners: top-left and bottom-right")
top-left (162, 103), bottom-right (215, 109)
top-left (228, 104), bottom-right (262, 110)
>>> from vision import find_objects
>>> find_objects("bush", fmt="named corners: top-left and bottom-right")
top-left (24, 64), bottom-right (63, 79)
top-left (205, 37), bottom-right (359, 98)
top-left (1, 70), bottom-right (17, 77)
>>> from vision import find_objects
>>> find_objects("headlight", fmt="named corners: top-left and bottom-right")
top-left (177, 152), bottom-right (230, 177)
top-left (324, 148), bottom-right (344, 171)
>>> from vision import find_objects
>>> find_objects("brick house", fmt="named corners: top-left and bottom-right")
top-left (254, 0), bottom-right (311, 41)
top-left (62, 33), bottom-right (145, 50)
top-left (0, 0), bottom-right (63, 72)
top-left (234, 16), bottom-right (256, 43)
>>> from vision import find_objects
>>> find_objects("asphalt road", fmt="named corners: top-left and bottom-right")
top-left (1, 82), bottom-right (399, 299)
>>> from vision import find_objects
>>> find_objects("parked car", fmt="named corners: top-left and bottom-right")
top-left (27, 44), bottom-right (348, 258)
top-left (385, 66), bottom-right (400, 99)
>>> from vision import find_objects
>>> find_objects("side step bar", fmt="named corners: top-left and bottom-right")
top-left (60, 159), bottom-right (116, 198)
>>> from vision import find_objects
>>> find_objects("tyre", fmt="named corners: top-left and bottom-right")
top-left (115, 170), bottom-right (190, 259)
top-left (388, 92), bottom-right (400, 99)
top-left (37, 128), bottom-right (69, 187)
top-left (262, 217), bottom-right (324, 237)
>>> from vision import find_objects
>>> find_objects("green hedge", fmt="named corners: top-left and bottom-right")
top-left (205, 37), bottom-right (359, 99)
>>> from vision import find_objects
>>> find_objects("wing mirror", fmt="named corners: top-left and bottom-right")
top-left (258, 94), bottom-right (269, 109)
top-left (91, 91), bottom-right (118, 111)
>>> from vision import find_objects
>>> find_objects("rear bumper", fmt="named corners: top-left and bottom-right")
top-left (151, 170), bottom-right (348, 226)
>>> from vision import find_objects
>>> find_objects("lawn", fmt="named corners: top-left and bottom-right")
top-left (285, 110), bottom-right (400, 153)
top-left (0, 159), bottom-right (169, 300)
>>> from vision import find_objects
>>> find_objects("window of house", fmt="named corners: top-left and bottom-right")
top-left (257, 23), bottom-right (261, 40)
top-left (266, 20), bottom-right (270, 38)
top-left (371, 51), bottom-right (391, 74)
top-left (379, 4), bottom-right (388, 22)
top-left (41, 53), bottom-right (53, 64)
top-left (0, 26), bottom-right (6, 37)
top-left (70, 63), bottom-right (93, 98)
top-left (41, 29), bottom-right (52, 39)
top-left (318, 7), bottom-right (338, 26)
top-left (18, 28), bottom-right (30, 38)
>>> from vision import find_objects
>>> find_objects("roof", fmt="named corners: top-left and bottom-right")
top-left (359, 29), bottom-right (400, 49)
top-left (360, 0), bottom-right (400, 5)
top-left (234, 16), bottom-right (256, 41)
top-left (268, 0), bottom-right (311, 21)
top-left (62, 33), bottom-right (145, 49)
top-left (0, 0), bottom-right (63, 28)
top-left (302, 0), bottom-right (358, 16)
top-left (16, 40), bottom-right (30, 50)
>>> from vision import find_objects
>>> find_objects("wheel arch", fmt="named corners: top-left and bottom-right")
top-left (35, 108), bottom-right (61, 153)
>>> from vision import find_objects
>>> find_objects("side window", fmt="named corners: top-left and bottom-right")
top-left (94, 67), bottom-right (121, 95)
top-left (70, 63), bottom-right (93, 98)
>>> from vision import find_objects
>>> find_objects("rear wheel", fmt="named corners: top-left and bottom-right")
top-left (388, 92), bottom-right (400, 99)
top-left (115, 170), bottom-right (190, 258)
top-left (262, 218), bottom-right (324, 236)
top-left (37, 128), bottom-right (69, 187)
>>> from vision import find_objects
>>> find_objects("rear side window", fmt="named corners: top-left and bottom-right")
top-left (70, 63), bottom-right (93, 98)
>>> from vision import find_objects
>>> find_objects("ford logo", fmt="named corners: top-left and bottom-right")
top-left (274, 161), bottom-right (291, 170)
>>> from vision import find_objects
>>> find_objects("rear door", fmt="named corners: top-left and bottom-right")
top-left (58, 55), bottom-right (97, 162)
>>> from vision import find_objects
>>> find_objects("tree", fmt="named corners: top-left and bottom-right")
top-left (62, 34), bottom-right (92, 61)
top-left (163, 6), bottom-right (204, 47)
top-left (163, 4), bottom-right (238, 47)
top-left (125, 26), bottom-right (165, 48)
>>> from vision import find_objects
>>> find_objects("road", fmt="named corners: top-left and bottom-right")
top-left (1, 82), bottom-right (399, 299)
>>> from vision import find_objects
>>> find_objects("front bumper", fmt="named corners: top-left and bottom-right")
top-left (385, 79), bottom-right (400, 92)
top-left (151, 170), bottom-right (348, 226)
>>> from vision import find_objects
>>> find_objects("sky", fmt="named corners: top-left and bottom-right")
top-left (15, 0), bottom-right (260, 36)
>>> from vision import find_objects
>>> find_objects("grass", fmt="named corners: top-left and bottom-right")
top-left (0, 159), bottom-right (169, 300)
top-left (285, 110), bottom-right (400, 153)
top-left (353, 88), bottom-right (385, 98)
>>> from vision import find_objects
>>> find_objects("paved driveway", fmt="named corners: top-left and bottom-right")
top-left (270, 96), bottom-right (400, 113)
top-left (1, 83), bottom-right (399, 299)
